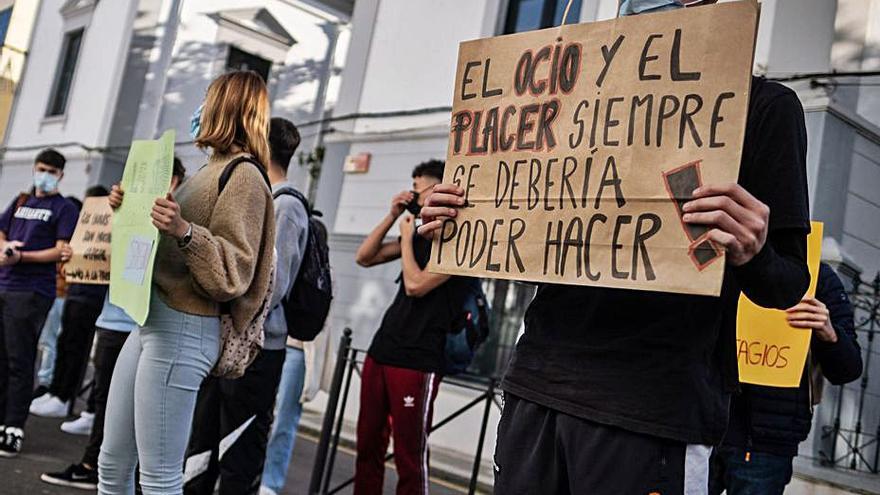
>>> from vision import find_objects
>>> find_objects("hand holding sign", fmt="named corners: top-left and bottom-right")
top-left (60, 243), bottom-right (73, 263)
top-left (151, 193), bottom-right (189, 241)
top-left (786, 297), bottom-right (837, 343)
top-left (682, 183), bottom-right (770, 266)
top-left (418, 184), bottom-right (465, 237)
top-left (109, 184), bottom-right (125, 210)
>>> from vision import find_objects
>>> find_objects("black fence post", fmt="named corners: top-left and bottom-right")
top-left (309, 328), bottom-right (352, 495)
top-left (468, 379), bottom-right (495, 495)
top-left (321, 348), bottom-right (359, 493)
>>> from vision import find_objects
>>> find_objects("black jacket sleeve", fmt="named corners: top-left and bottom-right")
top-left (813, 263), bottom-right (862, 385)
top-left (732, 84), bottom-right (811, 310)
top-left (735, 227), bottom-right (809, 309)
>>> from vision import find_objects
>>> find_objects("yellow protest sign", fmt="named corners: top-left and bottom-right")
top-left (109, 130), bottom-right (175, 326)
top-left (429, 1), bottom-right (760, 296)
top-left (65, 196), bottom-right (113, 285)
top-left (737, 221), bottom-right (824, 388)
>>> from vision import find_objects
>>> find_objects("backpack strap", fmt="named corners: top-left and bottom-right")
top-left (218, 156), bottom-right (271, 195)
top-left (216, 156), bottom-right (270, 316)
top-left (273, 187), bottom-right (315, 217)
top-left (5, 192), bottom-right (30, 234)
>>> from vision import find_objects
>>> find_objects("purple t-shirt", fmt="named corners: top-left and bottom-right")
top-left (0, 193), bottom-right (79, 298)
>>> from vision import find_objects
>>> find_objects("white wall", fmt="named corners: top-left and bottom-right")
top-left (0, 0), bottom-right (351, 206)
top-left (0, 0), bottom-right (137, 204)
top-left (157, 0), bottom-right (349, 182)
top-left (841, 135), bottom-right (880, 275)
top-left (350, 0), bottom-right (491, 136)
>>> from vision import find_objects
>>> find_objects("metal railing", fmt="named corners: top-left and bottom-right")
top-left (819, 272), bottom-right (880, 474)
top-left (308, 329), bottom-right (501, 495)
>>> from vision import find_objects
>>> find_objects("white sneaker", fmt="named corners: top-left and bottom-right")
top-left (30, 393), bottom-right (53, 408)
top-left (29, 395), bottom-right (69, 418)
top-left (259, 487), bottom-right (278, 495)
top-left (60, 411), bottom-right (94, 435)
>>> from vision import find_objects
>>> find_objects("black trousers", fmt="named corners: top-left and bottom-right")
top-left (185, 348), bottom-right (286, 495)
top-left (0, 290), bottom-right (53, 428)
top-left (49, 298), bottom-right (104, 402)
top-left (81, 328), bottom-right (129, 467)
top-left (493, 394), bottom-right (709, 495)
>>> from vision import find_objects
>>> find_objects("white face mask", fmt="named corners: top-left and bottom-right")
top-left (34, 171), bottom-right (60, 193)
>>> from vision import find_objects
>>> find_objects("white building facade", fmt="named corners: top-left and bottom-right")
top-left (0, 0), bottom-right (351, 202)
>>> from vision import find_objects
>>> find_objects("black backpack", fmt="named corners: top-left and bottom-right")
top-left (273, 187), bottom-right (332, 341)
top-left (444, 278), bottom-right (491, 375)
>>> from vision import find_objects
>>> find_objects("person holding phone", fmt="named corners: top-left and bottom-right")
top-left (0, 149), bottom-right (78, 457)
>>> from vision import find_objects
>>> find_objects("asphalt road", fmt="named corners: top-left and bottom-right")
top-left (0, 415), bottom-right (465, 495)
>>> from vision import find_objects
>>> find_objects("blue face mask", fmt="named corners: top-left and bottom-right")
top-left (190, 104), bottom-right (203, 141)
top-left (34, 171), bottom-right (60, 193)
top-left (618, 0), bottom-right (684, 16)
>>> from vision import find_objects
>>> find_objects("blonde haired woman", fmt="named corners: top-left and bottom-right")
top-left (98, 71), bottom-right (276, 495)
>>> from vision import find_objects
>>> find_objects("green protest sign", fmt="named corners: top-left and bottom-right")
top-left (109, 130), bottom-right (175, 325)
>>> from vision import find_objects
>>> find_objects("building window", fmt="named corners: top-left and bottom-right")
top-left (0, 8), bottom-right (12, 46)
top-left (504, 0), bottom-right (583, 33)
top-left (47, 28), bottom-right (84, 117)
top-left (226, 46), bottom-right (272, 82)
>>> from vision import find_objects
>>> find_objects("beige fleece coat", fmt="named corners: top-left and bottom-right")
top-left (153, 152), bottom-right (276, 334)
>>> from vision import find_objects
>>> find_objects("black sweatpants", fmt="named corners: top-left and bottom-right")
top-left (50, 298), bottom-right (105, 402)
top-left (184, 348), bottom-right (286, 495)
top-left (81, 328), bottom-right (129, 467)
top-left (493, 394), bottom-right (711, 495)
top-left (0, 290), bottom-right (53, 428)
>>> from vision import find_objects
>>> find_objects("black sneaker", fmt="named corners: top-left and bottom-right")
top-left (41, 463), bottom-right (98, 490)
top-left (0, 427), bottom-right (23, 457)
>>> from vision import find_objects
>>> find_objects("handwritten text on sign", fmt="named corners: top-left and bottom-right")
top-left (429, 2), bottom-right (759, 296)
top-left (65, 197), bottom-right (113, 285)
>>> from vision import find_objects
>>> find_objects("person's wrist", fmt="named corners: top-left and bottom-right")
top-left (175, 221), bottom-right (190, 240)
top-left (176, 222), bottom-right (193, 247)
top-left (819, 324), bottom-right (838, 343)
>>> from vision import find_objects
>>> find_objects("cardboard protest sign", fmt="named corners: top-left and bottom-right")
top-left (109, 130), bottom-right (175, 326)
top-left (65, 197), bottom-right (113, 285)
top-left (737, 221), bottom-right (823, 388)
top-left (429, 1), bottom-right (759, 296)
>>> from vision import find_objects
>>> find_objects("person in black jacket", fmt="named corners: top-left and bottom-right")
top-left (709, 262), bottom-right (863, 494)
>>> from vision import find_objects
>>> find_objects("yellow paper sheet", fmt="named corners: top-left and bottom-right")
top-left (109, 130), bottom-right (175, 326)
top-left (736, 221), bottom-right (824, 387)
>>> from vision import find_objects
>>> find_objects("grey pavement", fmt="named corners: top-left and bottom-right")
top-left (0, 415), bottom-right (465, 495)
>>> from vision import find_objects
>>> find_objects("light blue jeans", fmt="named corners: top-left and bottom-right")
top-left (261, 346), bottom-right (306, 493)
top-left (37, 296), bottom-right (65, 386)
top-left (98, 292), bottom-right (220, 495)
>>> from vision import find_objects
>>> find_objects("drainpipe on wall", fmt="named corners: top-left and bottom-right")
top-left (131, 0), bottom-right (182, 140)
top-left (304, 21), bottom-right (341, 204)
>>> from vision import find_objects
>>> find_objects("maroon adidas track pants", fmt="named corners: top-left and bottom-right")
top-left (354, 355), bottom-right (442, 495)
